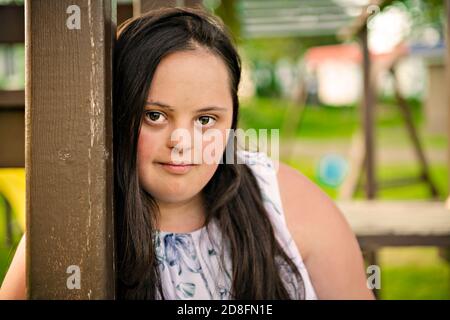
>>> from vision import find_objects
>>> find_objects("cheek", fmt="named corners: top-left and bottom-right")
top-left (199, 162), bottom-right (219, 179)
top-left (137, 129), bottom-right (159, 170)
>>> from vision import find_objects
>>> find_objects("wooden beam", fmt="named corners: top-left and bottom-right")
top-left (0, 114), bottom-right (24, 167)
top-left (359, 25), bottom-right (376, 199)
top-left (25, 0), bottom-right (116, 299)
top-left (0, 111), bottom-right (24, 168)
top-left (337, 200), bottom-right (450, 248)
top-left (390, 67), bottom-right (439, 198)
top-left (0, 4), bottom-right (133, 43)
top-left (0, 90), bottom-right (24, 109)
top-left (0, 90), bottom-right (25, 167)
top-left (0, 5), bottom-right (24, 43)
top-left (358, 235), bottom-right (450, 248)
top-left (117, 3), bottom-right (133, 25)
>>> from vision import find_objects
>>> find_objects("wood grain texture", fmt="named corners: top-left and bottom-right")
top-left (25, 0), bottom-right (116, 299)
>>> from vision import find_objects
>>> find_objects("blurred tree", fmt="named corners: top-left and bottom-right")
top-left (208, 0), bottom-right (242, 43)
top-left (396, 0), bottom-right (445, 40)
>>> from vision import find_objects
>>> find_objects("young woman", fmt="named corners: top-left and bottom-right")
top-left (0, 7), bottom-right (374, 300)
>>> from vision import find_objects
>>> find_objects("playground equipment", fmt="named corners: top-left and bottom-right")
top-left (278, 0), bottom-right (450, 298)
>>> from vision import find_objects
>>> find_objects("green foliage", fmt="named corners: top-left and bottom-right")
top-left (0, 195), bottom-right (21, 286)
top-left (239, 97), bottom-right (424, 140)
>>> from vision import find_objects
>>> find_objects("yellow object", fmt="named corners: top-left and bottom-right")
top-left (0, 168), bottom-right (26, 233)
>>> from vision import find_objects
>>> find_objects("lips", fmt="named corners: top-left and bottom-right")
top-left (157, 162), bottom-right (196, 166)
top-left (156, 161), bottom-right (198, 174)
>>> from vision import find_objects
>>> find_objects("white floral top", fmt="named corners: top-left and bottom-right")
top-left (153, 149), bottom-right (318, 300)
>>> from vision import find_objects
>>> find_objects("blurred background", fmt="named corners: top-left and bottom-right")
top-left (0, 0), bottom-right (449, 299)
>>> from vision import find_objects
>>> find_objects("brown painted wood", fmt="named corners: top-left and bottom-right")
top-left (390, 67), bottom-right (439, 198)
top-left (25, 0), bottom-right (116, 299)
top-left (0, 4), bottom-right (132, 43)
top-left (0, 109), bottom-right (24, 168)
top-left (358, 235), bottom-right (450, 248)
top-left (0, 91), bottom-right (25, 167)
top-left (117, 3), bottom-right (133, 25)
top-left (337, 200), bottom-right (450, 247)
top-left (359, 25), bottom-right (376, 199)
top-left (0, 5), bottom-right (24, 43)
top-left (0, 90), bottom-right (24, 109)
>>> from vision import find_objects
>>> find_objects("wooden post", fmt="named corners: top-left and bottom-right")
top-left (359, 25), bottom-right (376, 199)
top-left (25, 0), bottom-right (116, 299)
top-left (390, 67), bottom-right (439, 198)
top-left (359, 23), bottom-right (378, 298)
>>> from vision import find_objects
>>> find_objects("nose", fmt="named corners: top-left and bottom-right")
top-left (166, 120), bottom-right (202, 156)
top-left (167, 132), bottom-right (191, 154)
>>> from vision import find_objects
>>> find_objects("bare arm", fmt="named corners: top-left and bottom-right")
top-left (277, 163), bottom-right (375, 300)
top-left (0, 233), bottom-right (26, 300)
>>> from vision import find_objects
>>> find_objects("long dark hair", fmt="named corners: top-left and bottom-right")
top-left (113, 6), bottom-right (305, 300)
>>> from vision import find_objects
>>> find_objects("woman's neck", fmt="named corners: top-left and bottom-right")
top-left (156, 193), bottom-right (206, 233)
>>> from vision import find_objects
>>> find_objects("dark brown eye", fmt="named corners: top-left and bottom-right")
top-left (197, 116), bottom-right (216, 127)
top-left (145, 111), bottom-right (166, 124)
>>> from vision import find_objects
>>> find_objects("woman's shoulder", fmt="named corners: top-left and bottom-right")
top-left (275, 161), bottom-right (352, 262)
top-left (276, 162), bottom-right (375, 299)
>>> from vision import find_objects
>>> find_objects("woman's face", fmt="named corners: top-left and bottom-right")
top-left (137, 47), bottom-right (234, 204)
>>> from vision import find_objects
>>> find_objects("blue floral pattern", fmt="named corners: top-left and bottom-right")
top-left (153, 149), bottom-right (318, 300)
top-left (164, 233), bottom-right (201, 275)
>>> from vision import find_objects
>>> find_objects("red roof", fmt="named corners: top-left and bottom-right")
top-left (304, 43), bottom-right (409, 69)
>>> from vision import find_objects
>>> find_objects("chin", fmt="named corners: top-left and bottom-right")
top-left (147, 181), bottom-right (196, 202)
top-left (155, 192), bottom-right (197, 204)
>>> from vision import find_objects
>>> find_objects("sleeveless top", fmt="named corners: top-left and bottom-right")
top-left (153, 149), bottom-right (318, 300)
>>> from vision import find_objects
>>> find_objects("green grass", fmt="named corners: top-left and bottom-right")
top-left (239, 97), bottom-right (424, 140)
top-left (378, 247), bottom-right (450, 300)
top-left (381, 265), bottom-right (450, 299)
top-left (0, 196), bottom-right (22, 286)
top-left (356, 163), bottom-right (448, 200)
top-left (240, 97), bottom-right (358, 139)
top-left (282, 159), bottom-right (449, 201)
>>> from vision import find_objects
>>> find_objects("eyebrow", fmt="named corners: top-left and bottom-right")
top-left (146, 100), bottom-right (228, 113)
